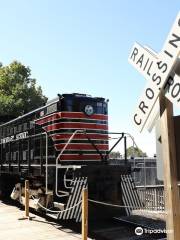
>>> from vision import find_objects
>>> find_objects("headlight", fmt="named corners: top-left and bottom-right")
top-left (84, 105), bottom-right (94, 116)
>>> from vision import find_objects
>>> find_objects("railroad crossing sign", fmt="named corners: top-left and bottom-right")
top-left (128, 12), bottom-right (180, 240)
top-left (128, 12), bottom-right (180, 132)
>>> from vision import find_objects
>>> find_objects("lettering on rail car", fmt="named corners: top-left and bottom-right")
top-left (0, 131), bottom-right (29, 144)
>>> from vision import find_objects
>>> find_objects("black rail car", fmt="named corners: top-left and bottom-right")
top-left (0, 93), bottom-right (131, 221)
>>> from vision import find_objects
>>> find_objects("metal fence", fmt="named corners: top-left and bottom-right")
top-left (109, 157), bottom-right (159, 186)
top-left (130, 157), bottom-right (158, 186)
top-left (136, 184), bottom-right (180, 211)
top-left (136, 185), bottom-right (165, 211)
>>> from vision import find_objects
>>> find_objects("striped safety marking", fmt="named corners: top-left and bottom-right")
top-left (58, 154), bottom-right (104, 161)
top-left (35, 111), bottom-right (109, 161)
top-left (44, 122), bottom-right (108, 132)
top-left (51, 133), bottom-right (108, 141)
top-left (35, 112), bottom-right (108, 125)
top-left (54, 143), bottom-right (109, 151)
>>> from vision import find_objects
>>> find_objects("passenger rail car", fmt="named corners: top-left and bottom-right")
top-left (0, 93), bottom-right (131, 222)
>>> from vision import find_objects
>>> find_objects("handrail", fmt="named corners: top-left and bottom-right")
top-left (45, 132), bottom-right (49, 194)
top-left (55, 129), bottom-right (85, 198)
top-left (136, 185), bottom-right (164, 188)
top-left (136, 183), bottom-right (180, 189)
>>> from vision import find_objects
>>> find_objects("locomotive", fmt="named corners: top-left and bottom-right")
top-left (0, 93), bottom-right (131, 221)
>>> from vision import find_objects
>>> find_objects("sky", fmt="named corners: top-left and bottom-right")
top-left (0, 0), bottom-right (179, 156)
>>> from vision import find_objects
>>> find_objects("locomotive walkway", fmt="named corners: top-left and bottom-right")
top-left (0, 200), bottom-right (85, 240)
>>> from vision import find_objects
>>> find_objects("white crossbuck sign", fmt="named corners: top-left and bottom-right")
top-left (128, 12), bottom-right (180, 132)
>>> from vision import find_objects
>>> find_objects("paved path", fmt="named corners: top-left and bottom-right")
top-left (0, 201), bottom-right (83, 240)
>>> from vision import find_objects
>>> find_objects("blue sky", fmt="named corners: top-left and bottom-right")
top-left (0, 0), bottom-right (179, 156)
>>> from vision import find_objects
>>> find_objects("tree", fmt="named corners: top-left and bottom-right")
top-left (0, 61), bottom-right (47, 117)
top-left (126, 146), bottom-right (147, 158)
top-left (109, 151), bottom-right (122, 159)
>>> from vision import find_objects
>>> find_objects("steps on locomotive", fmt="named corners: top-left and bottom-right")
top-left (46, 213), bottom-right (59, 219)
top-left (37, 201), bottom-right (65, 220)
top-left (53, 201), bottom-right (65, 210)
top-left (57, 190), bottom-right (70, 197)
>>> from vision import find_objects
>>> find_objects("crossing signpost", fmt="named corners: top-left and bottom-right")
top-left (129, 43), bottom-right (180, 132)
top-left (129, 12), bottom-right (180, 132)
top-left (129, 44), bottom-right (180, 108)
top-left (129, 12), bottom-right (180, 240)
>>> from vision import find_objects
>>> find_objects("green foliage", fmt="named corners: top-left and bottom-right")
top-left (127, 146), bottom-right (147, 157)
top-left (0, 61), bottom-right (48, 117)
